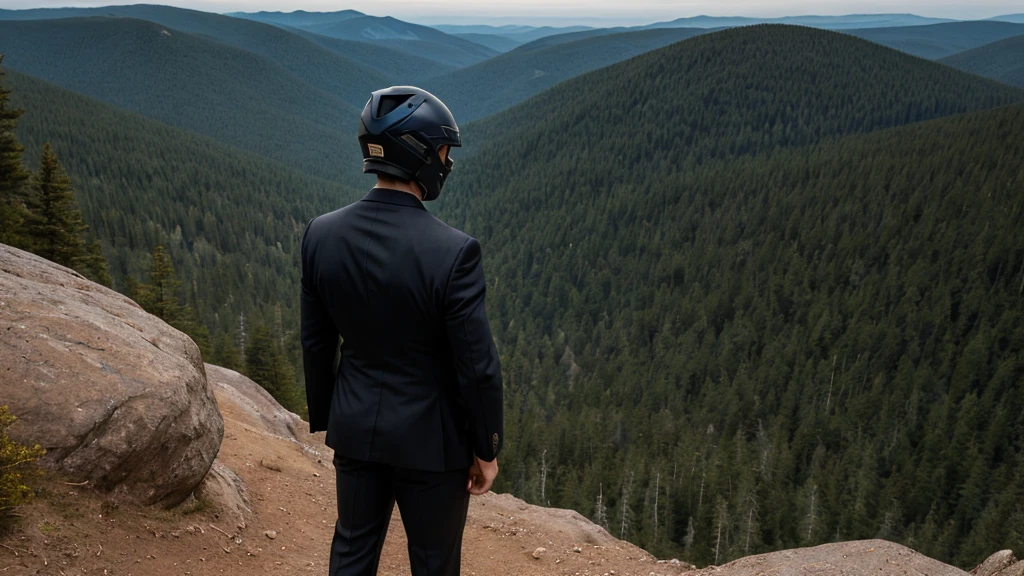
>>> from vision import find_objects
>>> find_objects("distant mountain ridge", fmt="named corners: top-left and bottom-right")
top-left (229, 10), bottom-right (498, 67)
top-left (644, 13), bottom-right (954, 29)
top-left (226, 9), bottom-right (364, 27)
top-left (0, 16), bottom-right (366, 183)
top-left (845, 20), bottom-right (1024, 58)
top-left (426, 27), bottom-right (711, 122)
top-left (940, 35), bottom-right (1024, 87)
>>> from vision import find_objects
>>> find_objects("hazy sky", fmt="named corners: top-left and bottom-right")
top-left (0, 0), bottom-right (1019, 26)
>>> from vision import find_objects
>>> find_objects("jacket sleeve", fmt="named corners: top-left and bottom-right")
top-left (300, 218), bottom-right (339, 433)
top-left (444, 237), bottom-right (504, 462)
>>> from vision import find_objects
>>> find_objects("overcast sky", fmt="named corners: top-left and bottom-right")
top-left (0, 0), bottom-right (1019, 26)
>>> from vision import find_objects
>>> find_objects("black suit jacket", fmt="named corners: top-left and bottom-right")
top-left (300, 187), bottom-right (503, 471)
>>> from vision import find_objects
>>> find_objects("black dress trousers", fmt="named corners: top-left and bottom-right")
top-left (330, 455), bottom-right (470, 576)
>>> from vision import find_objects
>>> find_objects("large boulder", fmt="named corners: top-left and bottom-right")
top-left (205, 364), bottom-right (303, 442)
top-left (681, 540), bottom-right (968, 576)
top-left (973, 551), bottom-right (1018, 576)
top-left (0, 243), bottom-right (223, 506)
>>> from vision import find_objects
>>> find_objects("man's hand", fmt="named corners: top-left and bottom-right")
top-left (467, 456), bottom-right (498, 495)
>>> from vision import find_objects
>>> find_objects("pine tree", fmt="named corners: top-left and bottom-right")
top-left (245, 322), bottom-right (303, 413)
top-left (209, 330), bottom-right (243, 372)
top-left (23, 142), bottom-right (109, 284)
top-left (26, 142), bottom-right (84, 264)
top-left (136, 245), bottom-right (185, 325)
top-left (0, 55), bottom-right (31, 248)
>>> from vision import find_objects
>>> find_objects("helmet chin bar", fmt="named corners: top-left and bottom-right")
top-left (414, 147), bottom-right (453, 201)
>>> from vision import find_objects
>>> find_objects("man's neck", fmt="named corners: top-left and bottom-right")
top-left (377, 177), bottom-right (423, 201)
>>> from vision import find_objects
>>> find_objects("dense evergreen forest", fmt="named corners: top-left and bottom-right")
top-left (425, 27), bottom-right (709, 122)
top-left (0, 17), bottom-right (368, 183)
top-left (2, 12), bottom-right (1024, 568)
top-left (444, 101), bottom-right (1024, 568)
top-left (6, 69), bottom-right (359, 414)
top-left (940, 35), bottom-right (1024, 88)
top-left (436, 26), bottom-right (1024, 568)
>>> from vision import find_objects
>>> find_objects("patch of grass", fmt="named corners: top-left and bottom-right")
top-left (38, 520), bottom-right (59, 535)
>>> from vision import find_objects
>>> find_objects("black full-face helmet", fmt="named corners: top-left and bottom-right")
top-left (358, 86), bottom-right (461, 201)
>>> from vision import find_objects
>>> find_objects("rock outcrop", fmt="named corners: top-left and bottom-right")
top-left (205, 364), bottom-right (303, 442)
top-left (974, 551), bottom-right (1024, 576)
top-left (681, 540), bottom-right (968, 576)
top-left (0, 243), bottom-right (223, 506)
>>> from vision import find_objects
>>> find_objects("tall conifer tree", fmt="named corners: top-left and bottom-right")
top-left (0, 55), bottom-right (31, 248)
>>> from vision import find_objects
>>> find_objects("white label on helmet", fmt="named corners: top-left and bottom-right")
top-left (368, 144), bottom-right (385, 158)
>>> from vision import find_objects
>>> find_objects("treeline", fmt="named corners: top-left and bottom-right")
top-left (0, 56), bottom-right (107, 283)
top-left (2, 59), bottom-right (331, 416)
top-left (443, 103), bottom-right (1024, 568)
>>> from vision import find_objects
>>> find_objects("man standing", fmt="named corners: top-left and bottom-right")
top-left (300, 86), bottom-right (503, 576)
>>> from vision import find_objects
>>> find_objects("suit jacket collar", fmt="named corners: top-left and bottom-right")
top-left (363, 187), bottom-right (426, 210)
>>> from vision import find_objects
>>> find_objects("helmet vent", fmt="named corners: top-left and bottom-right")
top-left (401, 134), bottom-right (428, 154)
top-left (377, 94), bottom-right (411, 118)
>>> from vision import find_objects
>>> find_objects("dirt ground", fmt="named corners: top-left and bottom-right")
top-left (0, 381), bottom-right (681, 576)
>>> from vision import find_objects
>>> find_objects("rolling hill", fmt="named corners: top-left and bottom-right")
top-left (991, 13), bottom-right (1024, 23)
top-left (0, 5), bottom-right (451, 83)
top-left (451, 32), bottom-right (523, 53)
top-left (644, 13), bottom-right (954, 29)
top-left (0, 16), bottom-right (368, 183)
top-left (436, 24), bottom-right (1024, 568)
top-left (457, 25), bottom-right (1024, 177)
top-left (294, 15), bottom-right (499, 67)
top-left (0, 5), bottom-right (410, 99)
top-left (227, 8), bottom-right (364, 27)
top-left (426, 27), bottom-right (709, 122)
top-left (846, 21), bottom-right (1024, 59)
top-left (434, 23), bottom-right (595, 43)
top-left (940, 35), bottom-right (1024, 87)
top-left (7, 68), bottom-right (359, 341)
top-left (288, 27), bottom-right (456, 79)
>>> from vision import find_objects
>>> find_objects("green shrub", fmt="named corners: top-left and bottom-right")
top-left (0, 406), bottom-right (45, 526)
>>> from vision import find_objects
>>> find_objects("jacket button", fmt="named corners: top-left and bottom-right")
top-left (492, 433), bottom-right (499, 453)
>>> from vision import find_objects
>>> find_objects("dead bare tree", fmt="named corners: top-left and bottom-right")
top-left (594, 482), bottom-right (608, 529)
top-left (825, 355), bottom-right (837, 414)
top-left (653, 471), bottom-right (660, 546)
top-left (714, 501), bottom-right (728, 565)
top-left (238, 312), bottom-right (247, 364)
top-left (540, 449), bottom-right (548, 505)
top-left (684, 516), bottom-right (695, 551)
top-left (619, 471), bottom-right (634, 540)
top-left (744, 492), bottom-right (759, 555)
top-left (1019, 251), bottom-right (1024, 296)
top-left (806, 483), bottom-right (817, 542)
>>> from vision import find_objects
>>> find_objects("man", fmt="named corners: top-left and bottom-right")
top-left (300, 86), bottom-right (504, 576)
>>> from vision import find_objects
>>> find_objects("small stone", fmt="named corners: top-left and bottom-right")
top-left (265, 530), bottom-right (278, 540)
top-left (532, 547), bottom-right (546, 559)
top-left (573, 546), bottom-right (583, 553)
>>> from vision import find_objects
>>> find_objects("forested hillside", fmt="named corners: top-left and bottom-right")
top-left (8, 69), bottom-right (358, 410)
top-left (288, 15), bottom-right (498, 67)
top-left (0, 5), bottom-right (450, 82)
top-left (4, 10), bottom-right (1024, 569)
top-left (427, 27), bottom-right (708, 122)
top-left (940, 35), bottom-right (1024, 87)
top-left (846, 21), bottom-right (1024, 59)
top-left (287, 28), bottom-right (455, 79)
top-left (0, 17), bottom-right (367, 184)
top-left (457, 25), bottom-right (1023, 185)
top-left (436, 25), bottom-right (1024, 568)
